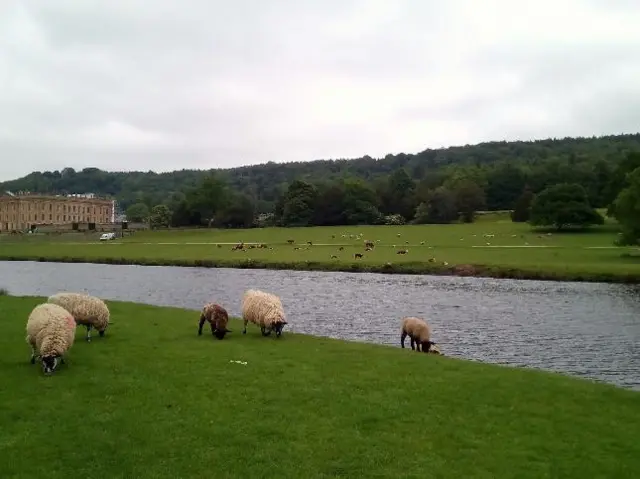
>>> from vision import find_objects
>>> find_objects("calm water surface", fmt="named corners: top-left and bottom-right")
top-left (1, 261), bottom-right (639, 390)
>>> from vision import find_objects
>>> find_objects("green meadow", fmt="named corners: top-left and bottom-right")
top-left (1, 295), bottom-right (639, 478)
top-left (1, 213), bottom-right (639, 282)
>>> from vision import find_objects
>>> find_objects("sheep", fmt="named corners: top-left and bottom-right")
top-left (397, 249), bottom-right (408, 254)
top-left (400, 316), bottom-right (440, 354)
top-left (198, 303), bottom-right (232, 340)
top-left (26, 303), bottom-right (76, 375)
top-left (364, 240), bottom-right (374, 248)
top-left (241, 289), bottom-right (288, 338)
top-left (48, 292), bottom-right (110, 342)
top-left (354, 253), bottom-right (363, 259)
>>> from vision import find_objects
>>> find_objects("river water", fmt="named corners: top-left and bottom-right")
top-left (1, 261), bottom-right (639, 390)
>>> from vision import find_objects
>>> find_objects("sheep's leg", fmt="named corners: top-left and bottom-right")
top-left (242, 319), bottom-right (248, 334)
top-left (85, 324), bottom-right (92, 342)
top-left (60, 356), bottom-right (65, 365)
top-left (410, 337), bottom-right (415, 351)
top-left (198, 314), bottom-right (206, 335)
top-left (261, 326), bottom-right (272, 337)
top-left (415, 341), bottom-right (421, 352)
top-left (30, 346), bottom-right (36, 364)
top-left (400, 331), bottom-right (407, 348)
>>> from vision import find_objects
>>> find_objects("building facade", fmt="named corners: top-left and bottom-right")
top-left (0, 194), bottom-right (115, 232)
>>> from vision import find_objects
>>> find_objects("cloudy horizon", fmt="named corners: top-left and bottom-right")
top-left (1, 0), bottom-right (639, 181)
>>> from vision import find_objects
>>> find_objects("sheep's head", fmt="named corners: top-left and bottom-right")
top-left (41, 355), bottom-right (60, 375)
top-left (423, 342), bottom-right (442, 355)
top-left (273, 318), bottom-right (288, 337)
top-left (214, 327), bottom-right (232, 340)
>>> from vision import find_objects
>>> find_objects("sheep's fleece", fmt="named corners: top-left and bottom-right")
top-left (26, 303), bottom-right (76, 374)
top-left (48, 292), bottom-right (110, 340)
top-left (241, 289), bottom-right (287, 336)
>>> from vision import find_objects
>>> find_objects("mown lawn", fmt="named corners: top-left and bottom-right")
top-left (1, 295), bottom-right (639, 478)
top-left (1, 214), bottom-right (639, 282)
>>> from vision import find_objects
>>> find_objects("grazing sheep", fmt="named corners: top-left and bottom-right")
top-left (400, 316), bottom-right (439, 354)
top-left (364, 240), bottom-right (374, 248)
top-left (26, 303), bottom-right (76, 375)
top-left (198, 303), bottom-right (232, 340)
top-left (331, 255), bottom-right (338, 259)
top-left (241, 289), bottom-right (288, 337)
top-left (307, 241), bottom-right (313, 246)
top-left (287, 239), bottom-right (295, 244)
top-left (354, 253), bottom-right (363, 259)
top-left (48, 292), bottom-right (110, 342)
top-left (397, 249), bottom-right (408, 255)
top-left (339, 246), bottom-right (344, 251)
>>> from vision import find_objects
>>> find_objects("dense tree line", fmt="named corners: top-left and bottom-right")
top-left (2, 133), bottom-right (639, 211)
top-left (1, 133), bottom-right (639, 243)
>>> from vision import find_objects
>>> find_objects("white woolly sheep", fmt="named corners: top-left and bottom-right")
top-left (241, 289), bottom-right (288, 337)
top-left (48, 292), bottom-right (110, 342)
top-left (26, 303), bottom-right (77, 375)
top-left (400, 316), bottom-right (440, 354)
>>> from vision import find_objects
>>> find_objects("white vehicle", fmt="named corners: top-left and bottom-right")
top-left (99, 232), bottom-right (116, 241)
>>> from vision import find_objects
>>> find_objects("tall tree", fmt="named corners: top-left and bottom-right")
top-left (606, 152), bottom-right (640, 215)
top-left (529, 183), bottom-right (603, 230)
top-left (612, 167), bottom-right (640, 245)
top-left (125, 203), bottom-right (150, 222)
top-left (485, 163), bottom-right (527, 210)
top-left (453, 180), bottom-right (486, 223)
top-left (149, 205), bottom-right (172, 229)
top-left (511, 188), bottom-right (535, 222)
top-left (281, 180), bottom-right (318, 226)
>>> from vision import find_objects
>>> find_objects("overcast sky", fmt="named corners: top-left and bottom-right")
top-left (1, 0), bottom-right (639, 181)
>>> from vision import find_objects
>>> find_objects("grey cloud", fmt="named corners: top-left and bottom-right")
top-left (1, 0), bottom-right (639, 181)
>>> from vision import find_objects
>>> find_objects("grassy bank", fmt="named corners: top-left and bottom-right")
top-left (1, 216), bottom-right (639, 283)
top-left (2, 295), bottom-right (640, 477)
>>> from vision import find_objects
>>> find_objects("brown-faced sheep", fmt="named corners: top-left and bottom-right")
top-left (198, 303), bottom-right (231, 340)
top-left (354, 253), bottom-right (363, 259)
top-left (400, 316), bottom-right (440, 354)
top-left (26, 303), bottom-right (77, 375)
top-left (47, 292), bottom-right (110, 342)
top-left (241, 289), bottom-right (287, 337)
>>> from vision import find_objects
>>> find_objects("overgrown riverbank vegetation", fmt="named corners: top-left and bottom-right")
top-left (1, 214), bottom-right (639, 282)
top-left (2, 295), bottom-right (639, 478)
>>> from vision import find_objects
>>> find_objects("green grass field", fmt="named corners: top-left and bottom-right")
top-left (1, 295), bottom-right (639, 478)
top-left (1, 213), bottom-right (639, 282)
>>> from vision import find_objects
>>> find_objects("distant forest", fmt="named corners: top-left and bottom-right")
top-left (2, 133), bottom-right (640, 230)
